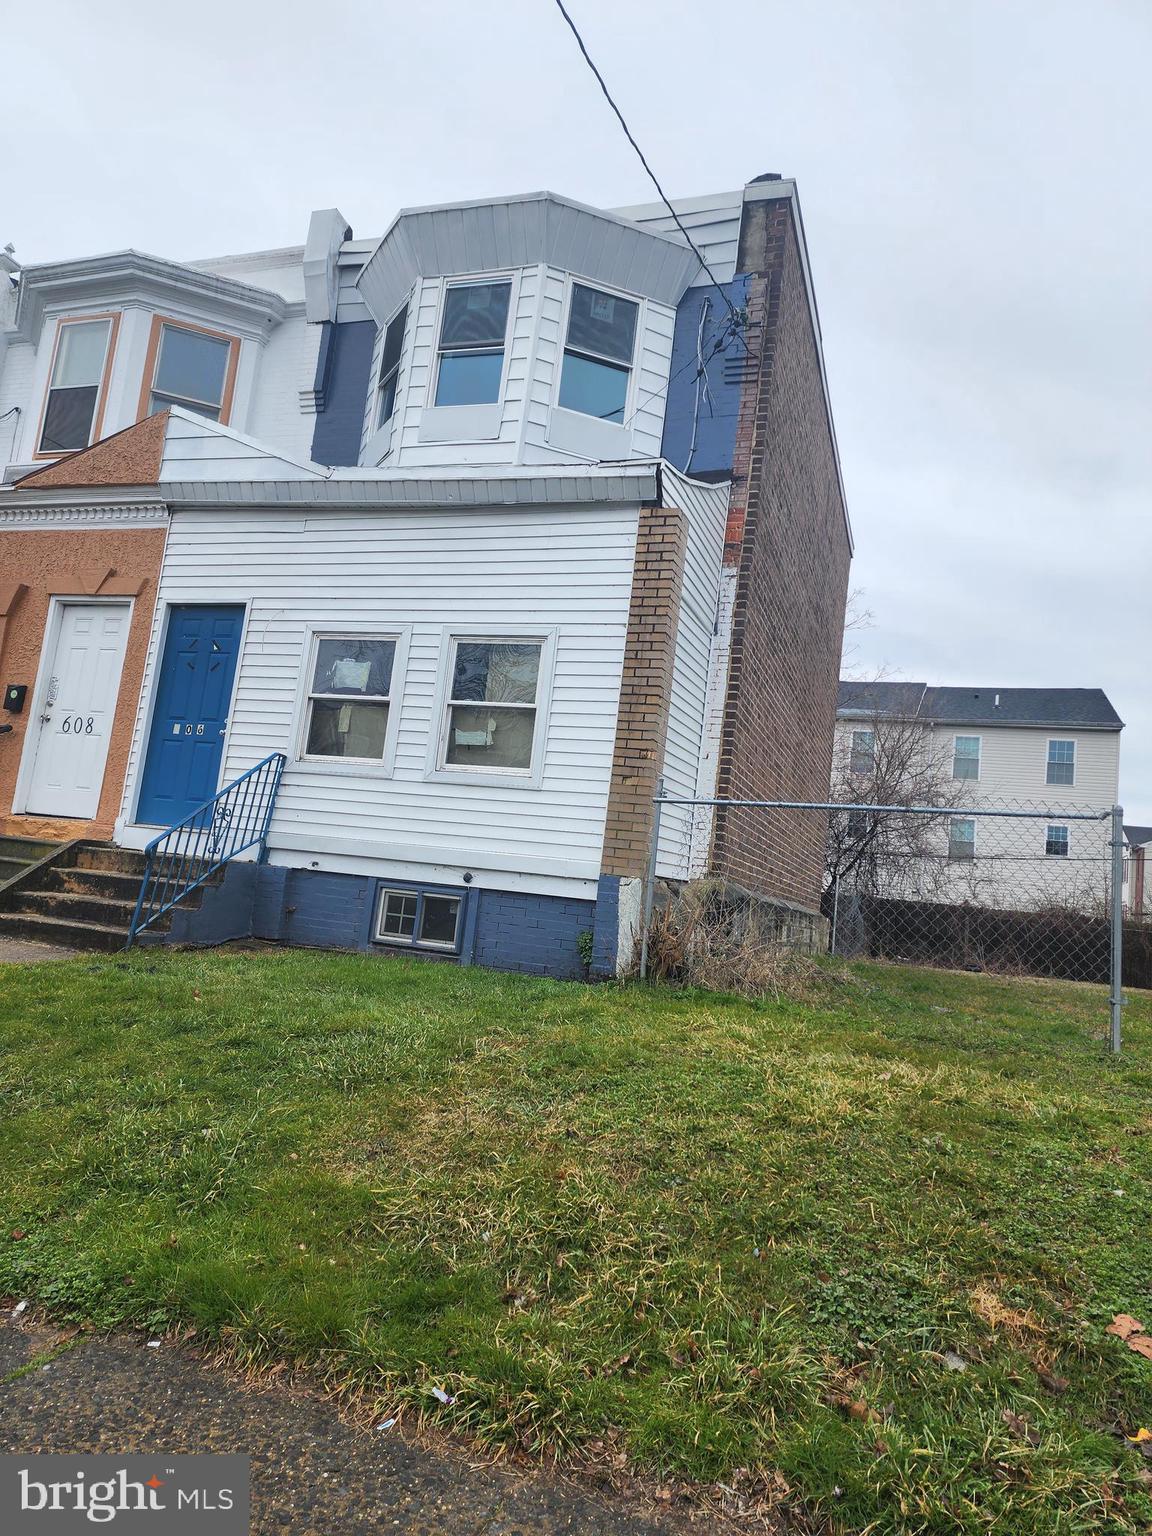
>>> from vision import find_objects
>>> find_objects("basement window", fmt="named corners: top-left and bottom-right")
top-left (375, 887), bottom-right (464, 953)
top-left (558, 283), bottom-right (638, 423)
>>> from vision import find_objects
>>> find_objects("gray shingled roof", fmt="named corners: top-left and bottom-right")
top-left (838, 681), bottom-right (1122, 730)
top-left (1125, 825), bottom-right (1152, 849)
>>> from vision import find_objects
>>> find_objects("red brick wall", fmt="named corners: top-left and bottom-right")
top-left (709, 195), bottom-right (852, 908)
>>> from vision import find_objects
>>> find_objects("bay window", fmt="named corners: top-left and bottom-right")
top-left (433, 281), bottom-right (511, 407)
top-left (38, 315), bottom-right (117, 453)
top-left (558, 283), bottom-right (638, 423)
top-left (142, 317), bottom-right (238, 422)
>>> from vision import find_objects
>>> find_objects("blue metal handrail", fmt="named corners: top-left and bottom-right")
top-left (126, 752), bottom-right (287, 946)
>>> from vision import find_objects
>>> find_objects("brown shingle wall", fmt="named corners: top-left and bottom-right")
top-left (600, 506), bottom-right (688, 879)
top-left (709, 197), bottom-right (852, 908)
top-left (0, 527), bottom-right (165, 842)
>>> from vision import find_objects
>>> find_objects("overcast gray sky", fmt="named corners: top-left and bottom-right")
top-left (6, 0), bottom-right (1150, 817)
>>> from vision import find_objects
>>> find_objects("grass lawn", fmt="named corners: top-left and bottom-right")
top-left (2, 949), bottom-right (1151, 1533)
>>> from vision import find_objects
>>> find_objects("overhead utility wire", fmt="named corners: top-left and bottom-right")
top-left (549, 0), bottom-right (748, 345)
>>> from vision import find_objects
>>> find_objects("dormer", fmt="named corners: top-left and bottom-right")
top-left (4, 251), bottom-right (287, 474)
top-left (352, 192), bottom-right (701, 468)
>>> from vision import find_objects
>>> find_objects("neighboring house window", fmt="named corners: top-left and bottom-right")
top-left (376, 887), bottom-right (464, 953)
top-left (558, 283), bottom-right (638, 424)
top-left (952, 735), bottom-right (981, 780)
top-left (1046, 825), bottom-right (1070, 857)
top-left (440, 638), bottom-right (542, 772)
top-left (1046, 739), bottom-right (1076, 786)
top-left (376, 302), bottom-right (408, 427)
top-left (303, 636), bottom-right (395, 761)
top-left (141, 317), bottom-right (239, 421)
top-left (948, 818), bottom-right (976, 860)
top-left (846, 810), bottom-right (869, 841)
top-left (38, 315), bottom-right (117, 453)
top-left (433, 281), bottom-right (511, 406)
top-left (849, 729), bottom-right (876, 776)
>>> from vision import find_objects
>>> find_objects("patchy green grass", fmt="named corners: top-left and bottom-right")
top-left (1, 949), bottom-right (1151, 1533)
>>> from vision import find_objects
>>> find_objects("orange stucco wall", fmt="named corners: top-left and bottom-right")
top-left (0, 525), bottom-right (166, 842)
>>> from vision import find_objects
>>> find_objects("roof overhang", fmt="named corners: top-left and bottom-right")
top-left (355, 190), bottom-right (702, 327)
top-left (13, 251), bottom-right (288, 342)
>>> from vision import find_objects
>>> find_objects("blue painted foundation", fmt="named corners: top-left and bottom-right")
top-left (167, 863), bottom-right (599, 981)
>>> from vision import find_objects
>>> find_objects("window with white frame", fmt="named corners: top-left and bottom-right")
top-left (1045, 824), bottom-right (1070, 857)
top-left (849, 729), bottom-right (876, 776)
top-left (145, 318), bottom-right (237, 420)
top-left (952, 734), bottom-right (981, 780)
top-left (302, 636), bottom-right (396, 761)
top-left (1047, 739), bottom-right (1076, 786)
top-left (433, 281), bottom-right (511, 407)
top-left (39, 316), bottom-right (116, 453)
top-left (376, 887), bottom-right (464, 952)
top-left (557, 283), bottom-right (639, 424)
top-left (948, 817), bottom-right (976, 860)
top-left (376, 302), bottom-right (408, 428)
top-left (439, 638), bottom-right (543, 773)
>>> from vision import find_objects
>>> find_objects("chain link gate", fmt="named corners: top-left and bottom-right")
top-left (641, 786), bottom-right (1127, 1054)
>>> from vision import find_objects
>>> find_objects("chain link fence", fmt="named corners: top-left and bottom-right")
top-left (641, 791), bottom-right (1128, 1052)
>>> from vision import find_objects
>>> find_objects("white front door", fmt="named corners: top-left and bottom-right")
top-left (23, 601), bottom-right (132, 818)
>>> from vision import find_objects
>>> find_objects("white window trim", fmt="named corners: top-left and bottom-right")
top-left (425, 271), bottom-right (518, 417)
top-left (375, 885), bottom-right (465, 952)
top-left (951, 733), bottom-right (982, 781)
top-left (424, 626), bottom-right (558, 790)
top-left (1045, 736), bottom-right (1077, 787)
top-left (289, 626), bottom-right (411, 778)
top-left (550, 274), bottom-right (645, 430)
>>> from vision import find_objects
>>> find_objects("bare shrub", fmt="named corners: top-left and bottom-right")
top-left (642, 880), bottom-right (849, 1000)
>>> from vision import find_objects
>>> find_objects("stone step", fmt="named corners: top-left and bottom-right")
top-left (0, 910), bottom-right (128, 953)
top-left (51, 867), bottom-right (145, 903)
top-left (74, 844), bottom-right (150, 875)
top-left (0, 836), bottom-right (61, 864)
top-left (0, 856), bottom-right (31, 886)
top-left (17, 889), bottom-right (141, 929)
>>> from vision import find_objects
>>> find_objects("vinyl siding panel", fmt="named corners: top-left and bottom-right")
top-left (119, 502), bottom-right (642, 888)
top-left (656, 467), bottom-right (730, 878)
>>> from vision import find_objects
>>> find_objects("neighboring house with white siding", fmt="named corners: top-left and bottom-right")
top-left (0, 175), bottom-right (852, 976)
top-left (835, 681), bottom-right (1123, 912)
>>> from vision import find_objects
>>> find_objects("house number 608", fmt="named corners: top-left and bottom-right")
top-left (61, 717), bottom-right (95, 735)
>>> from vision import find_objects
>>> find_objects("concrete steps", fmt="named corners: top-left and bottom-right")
top-left (0, 835), bottom-right (61, 889)
top-left (0, 840), bottom-right (200, 953)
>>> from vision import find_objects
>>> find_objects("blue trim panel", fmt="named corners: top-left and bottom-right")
top-left (309, 319), bottom-right (376, 467)
top-left (590, 874), bottom-right (621, 978)
top-left (659, 274), bottom-right (749, 477)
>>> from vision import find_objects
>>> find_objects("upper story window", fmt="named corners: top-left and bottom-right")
top-left (376, 303), bottom-right (408, 428)
top-left (1047, 739), bottom-right (1076, 786)
top-left (952, 735), bottom-right (981, 780)
top-left (141, 317), bottom-right (239, 422)
top-left (434, 281), bottom-right (511, 407)
top-left (849, 729), bottom-right (875, 776)
top-left (558, 283), bottom-right (638, 424)
top-left (38, 315), bottom-right (118, 454)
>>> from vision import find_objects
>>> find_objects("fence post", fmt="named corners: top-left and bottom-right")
top-left (638, 777), bottom-right (665, 983)
top-left (830, 876), bottom-right (840, 956)
top-left (1109, 803), bottom-right (1125, 1055)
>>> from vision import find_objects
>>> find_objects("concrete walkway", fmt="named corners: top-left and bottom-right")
top-left (0, 1320), bottom-right (716, 1536)
top-left (0, 938), bottom-right (77, 963)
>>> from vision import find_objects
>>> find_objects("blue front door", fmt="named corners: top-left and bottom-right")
top-left (136, 605), bottom-right (244, 826)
